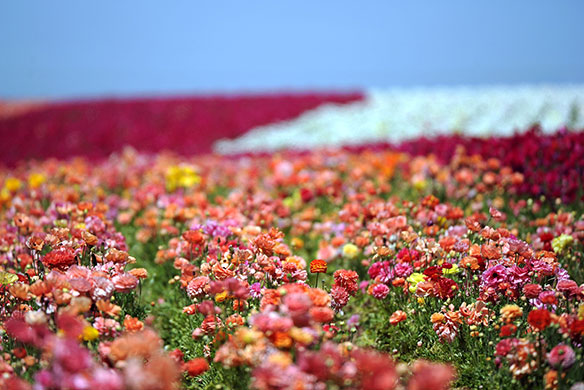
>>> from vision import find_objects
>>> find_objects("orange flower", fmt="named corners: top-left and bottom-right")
top-left (8, 283), bottom-right (29, 301)
top-left (389, 310), bottom-right (407, 325)
top-left (96, 299), bottom-right (122, 317)
top-left (310, 259), bottom-right (327, 274)
top-left (212, 263), bottom-right (235, 280)
top-left (129, 268), bottom-right (148, 279)
top-left (123, 315), bottom-right (144, 332)
top-left (307, 288), bottom-right (331, 307)
top-left (431, 313), bottom-right (445, 324)
top-left (272, 332), bottom-right (293, 349)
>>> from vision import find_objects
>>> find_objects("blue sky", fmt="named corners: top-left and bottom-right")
top-left (1, 1), bottom-right (583, 99)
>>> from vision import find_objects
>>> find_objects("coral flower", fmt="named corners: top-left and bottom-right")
top-left (389, 310), bottom-right (407, 325)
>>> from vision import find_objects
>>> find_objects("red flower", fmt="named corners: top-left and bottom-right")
top-left (499, 324), bottom-right (517, 337)
top-left (527, 309), bottom-right (551, 331)
top-left (309, 259), bottom-right (327, 274)
top-left (41, 248), bottom-right (76, 270)
top-left (184, 358), bottom-right (209, 377)
top-left (333, 269), bottom-right (359, 295)
top-left (522, 283), bottom-right (542, 299)
top-left (423, 266), bottom-right (442, 281)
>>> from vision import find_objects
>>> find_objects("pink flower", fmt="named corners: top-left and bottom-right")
top-left (547, 344), bottom-right (576, 368)
top-left (330, 286), bottom-right (350, 310)
top-left (112, 273), bottom-right (138, 293)
top-left (186, 276), bottom-right (210, 299)
top-left (408, 360), bottom-right (455, 390)
top-left (394, 263), bottom-right (413, 278)
top-left (481, 265), bottom-right (508, 289)
top-left (371, 284), bottom-right (390, 299)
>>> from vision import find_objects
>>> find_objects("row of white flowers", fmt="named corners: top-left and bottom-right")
top-left (214, 85), bottom-right (584, 154)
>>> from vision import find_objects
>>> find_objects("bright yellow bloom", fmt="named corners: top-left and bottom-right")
top-left (165, 165), bottom-right (201, 192)
top-left (28, 173), bottom-right (46, 188)
top-left (82, 326), bottom-right (100, 341)
top-left (214, 290), bottom-right (229, 303)
top-left (442, 264), bottom-right (460, 275)
top-left (552, 234), bottom-right (574, 254)
top-left (407, 272), bottom-right (425, 293)
top-left (413, 179), bottom-right (428, 191)
top-left (237, 328), bottom-right (262, 345)
top-left (4, 177), bottom-right (22, 192)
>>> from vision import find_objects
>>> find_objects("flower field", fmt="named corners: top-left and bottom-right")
top-left (1, 96), bottom-right (584, 390)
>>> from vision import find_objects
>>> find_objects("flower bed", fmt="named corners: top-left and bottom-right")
top-left (0, 92), bottom-right (363, 166)
top-left (0, 129), bottom-right (583, 389)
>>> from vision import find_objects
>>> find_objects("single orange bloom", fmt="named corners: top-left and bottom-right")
top-left (272, 332), bottom-right (293, 349)
top-left (129, 267), bottom-right (148, 279)
top-left (389, 310), bottom-right (407, 325)
top-left (431, 313), bottom-right (445, 324)
top-left (310, 259), bottom-right (327, 274)
top-left (123, 315), bottom-right (144, 333)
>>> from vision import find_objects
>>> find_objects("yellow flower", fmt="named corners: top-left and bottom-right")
top-left (165, 165), bottom-right (201, 192)
top-left (578, 303), bottom-right (584, 320)
top-left (442, 264), bottom-right (460, 275)
top-left (0, 187), bottom-right (10, 202)
top-left (82, 326), bottom-right (100, 341)
top-left (291, 237), bottom-right (304, 250)
top-left (552, 234), bottom-right (574, 254)
top-left (237, 328), bottom-right (262, 345)
top-left (407, 272), bottom-right (425, 293)
top-left (413, 179), bottom-right (428, 191)
top-left (214, 290), bottom-right (229, 303)
top-left (4, 177), bottom-right (22, 192)
top-left (342, 243), bottom-right (359, 259)
top-left (28, 173), bottom-right (46, 188)
top-left (283, 196), bottom-right (294, 208)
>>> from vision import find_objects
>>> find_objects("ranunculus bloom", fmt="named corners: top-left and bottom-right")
top-left (309, 259), bottom-right (327, 274)
top-left (408, 360), bottom-right (455, 390)
top-left (309, 307), bottom-right (334, 323)
top-left (547, 344), bottom-right (576, 368)
top-left (333, 269), bottom-right (359, 295)
top-left (185, 358), bottom-right (210, 376)
top-left (389, 310), bottom-right (407, 325)
top-left (527, 308), bottom-right (551, 331)
top-left (522, 283), bottom-right (542, 299)
top-left (41, 248), bottom-right (77, 270)
top-left (371, 283), bottom-right (390, 299)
